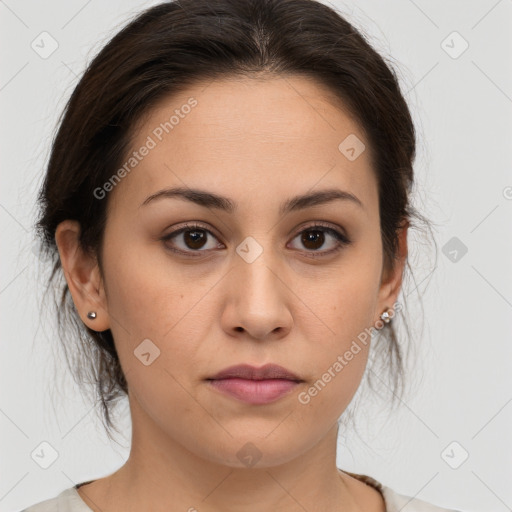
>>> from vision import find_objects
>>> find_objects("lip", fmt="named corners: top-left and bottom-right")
top-left (208, 363), bottom-right (302, 381)
top-left (206, 364), bottom-right (303, 405)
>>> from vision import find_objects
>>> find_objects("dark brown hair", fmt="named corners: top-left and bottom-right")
top-left (35, 0), bottom-right (434, 441)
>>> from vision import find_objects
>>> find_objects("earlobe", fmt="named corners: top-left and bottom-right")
top-left (55, 220), bottom-right (110, 332)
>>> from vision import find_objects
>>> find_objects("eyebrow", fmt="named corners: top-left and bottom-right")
top-left (140, 186), bottom-right (363, 215)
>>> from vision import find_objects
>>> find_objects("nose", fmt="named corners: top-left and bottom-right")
top-left (221, 246), bottom-right (293, 341)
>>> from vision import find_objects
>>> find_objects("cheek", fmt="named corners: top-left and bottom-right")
top-left (102, 229), bottom-right (191, 327)
top-left (100, 241), bottom-right (230, 403)
top-left (294, 305), bottom-right (374, 434)
top-left (301, 253), bottom-right (381, 402)
top-left (316, 258), bottom-right (381, 344)
top-left (99, 240), bottom-right (196, 366)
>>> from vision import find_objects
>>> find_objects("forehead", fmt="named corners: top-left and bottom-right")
top-left (109, 75), bottom-right (377, 217)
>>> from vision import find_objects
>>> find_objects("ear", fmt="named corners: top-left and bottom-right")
top-left (54, 220), bottom-right (110, 332)
top-left (375, 220), bottom-right (409, 323)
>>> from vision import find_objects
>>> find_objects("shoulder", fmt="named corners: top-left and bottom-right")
top-left (20, 486), bottom-right (93, 512)
top-left (342, 470), bottom-right (463, 512)
top-left (381, 484), bottom-right (463, 512)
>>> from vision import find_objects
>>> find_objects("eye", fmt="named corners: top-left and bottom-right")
top-left (161, 222), bottom-right (222, 256)
top-left (160, 221), bottom-right (351, 258)
top-left (288, 222), bottom-right (351, 258)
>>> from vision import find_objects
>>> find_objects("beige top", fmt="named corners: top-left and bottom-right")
top-left (20, 472), bottom-right (462, 512)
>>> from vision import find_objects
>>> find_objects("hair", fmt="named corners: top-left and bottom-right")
top-left (35, 0), bottom-right (435, 442)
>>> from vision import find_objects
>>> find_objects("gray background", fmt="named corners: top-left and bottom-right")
top-left (1, 1), bottom-right (511, 511)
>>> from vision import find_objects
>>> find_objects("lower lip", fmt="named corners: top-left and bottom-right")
top-left (207, 378), bottom-right (300, 404)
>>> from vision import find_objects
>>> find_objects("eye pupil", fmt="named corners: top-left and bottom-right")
top-left (302, 229), bottom-right (325, 250)
top-left (184, 230), bottom-right (207, 249)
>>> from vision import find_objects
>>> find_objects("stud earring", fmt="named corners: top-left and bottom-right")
top-left (87, 311), bottom-right (97, 320)
top-left (380, 309), bottom-right (392, 324)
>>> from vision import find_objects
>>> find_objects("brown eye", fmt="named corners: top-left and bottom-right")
top-left (161, 223), bottom-right (222, 255)
top-left (301, 229), bottom-right (326, 250)
top-left (288, 224), bottom-right (351, 257)
top-left (161, 222), bottom-right (350, 258)
top-left (182, 229), bottom-right (208, 250)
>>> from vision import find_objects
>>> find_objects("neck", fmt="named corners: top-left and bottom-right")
top-left (79, 395), bottom-right (365, 512)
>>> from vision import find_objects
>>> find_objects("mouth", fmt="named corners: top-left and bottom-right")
top-left (206, 364), bottom-right (303, 405)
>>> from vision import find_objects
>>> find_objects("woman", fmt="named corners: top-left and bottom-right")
top-left (23, 0), bottom-right (463, 510)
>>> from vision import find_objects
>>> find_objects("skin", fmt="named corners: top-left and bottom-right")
top-left (55, 74), bottom-right (407, 512)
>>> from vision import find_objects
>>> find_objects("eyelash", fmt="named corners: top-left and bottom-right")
top-left (160, 221), bottom-right (351, 259)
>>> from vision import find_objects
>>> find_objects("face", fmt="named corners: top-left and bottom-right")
top-left (59, 74), bottom-right (406, 469)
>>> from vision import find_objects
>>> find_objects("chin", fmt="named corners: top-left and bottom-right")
top-left (191, 430), bottom-right (316, 470)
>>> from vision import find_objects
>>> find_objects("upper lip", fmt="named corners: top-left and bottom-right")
top-left (208, 364), bottom-right (302, 381)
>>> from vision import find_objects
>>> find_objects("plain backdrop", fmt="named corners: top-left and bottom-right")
top-left (1, 1), bottom-right (511, 511)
